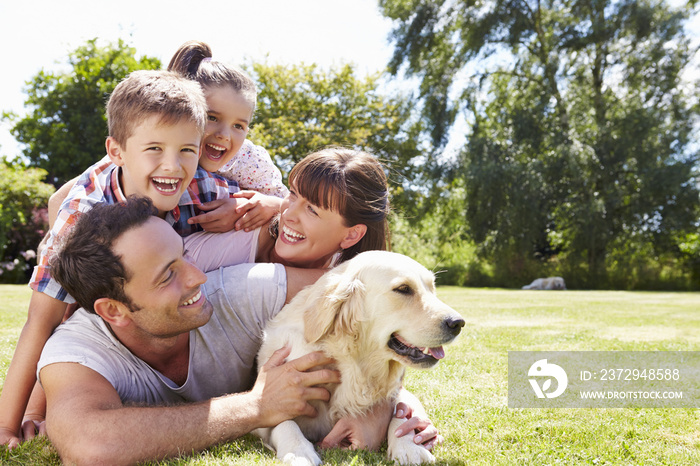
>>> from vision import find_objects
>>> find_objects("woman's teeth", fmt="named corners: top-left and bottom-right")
top-left (182, 290), bottom-right (202, 306)
top-left (282, 225), bottom-right (305, 243)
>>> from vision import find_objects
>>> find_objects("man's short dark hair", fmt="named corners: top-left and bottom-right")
top-left (50, 196), bottom-right (158, 313)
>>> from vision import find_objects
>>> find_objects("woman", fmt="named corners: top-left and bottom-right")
top-left (175, 146), bottom-right (442, 452)
top-left (184, 146), bottom-right (390, 271)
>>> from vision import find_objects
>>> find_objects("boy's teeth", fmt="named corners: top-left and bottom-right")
top-left (152, 178), bottom-right (179, 193)
top-left (153, 177), bottom-right (178, 184)
top-left (182, 290), bottom-right (202, 306)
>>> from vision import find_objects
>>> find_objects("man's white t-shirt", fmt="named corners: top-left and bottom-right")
top-left (37, 262), bottom-right (286, 404)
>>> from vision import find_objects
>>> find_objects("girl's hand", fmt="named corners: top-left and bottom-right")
top-left (187, 198), bottom-right (241, 232)
top-left (233, 191), bottom-right (283, 232)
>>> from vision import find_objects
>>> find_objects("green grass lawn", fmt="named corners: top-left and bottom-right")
top-left (1, 284), bottom-right (699, 465)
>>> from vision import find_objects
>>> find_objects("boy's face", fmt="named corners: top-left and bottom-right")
top-left (200, 86), bottom-right (253, 173)
top-left (107, 115), bottom-right (201, 217)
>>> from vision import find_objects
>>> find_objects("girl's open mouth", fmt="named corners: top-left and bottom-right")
top-left (204, 143), bottom-right (226, 160)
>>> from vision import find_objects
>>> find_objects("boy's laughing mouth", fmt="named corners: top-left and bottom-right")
top-left (152, 177), bottom-right (181, 194)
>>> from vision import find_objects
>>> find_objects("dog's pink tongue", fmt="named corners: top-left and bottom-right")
top-left (428, 346), bottom-right (445, 359)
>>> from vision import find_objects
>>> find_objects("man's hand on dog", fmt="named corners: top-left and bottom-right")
top-left (252, 346), bottom-right (341, 427)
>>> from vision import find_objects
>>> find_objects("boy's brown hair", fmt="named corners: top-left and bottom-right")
top-left (106, 70), bottom-right (208, 147)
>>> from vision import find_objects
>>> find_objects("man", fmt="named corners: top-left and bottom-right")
top-left (39, 197), bottom-right (437, 464)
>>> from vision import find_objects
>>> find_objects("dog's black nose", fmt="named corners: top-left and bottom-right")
top-left (444, 317), bottom-right (465, 336)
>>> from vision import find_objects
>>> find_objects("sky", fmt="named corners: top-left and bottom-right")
top-left (1, 1), bottom-right (698, 163)
top-left (0, 0), bottom-right (397, 159)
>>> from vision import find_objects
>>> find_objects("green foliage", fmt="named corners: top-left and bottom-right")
top-left (391, 180), bottom-right (485, 286)
top-left (245, 62), bottom-right (430, 215)
top-left (4, 39), bottom-right (160, 185)
top-left (380, 0), bottom-right (700, 289)
top-left (0, 159), bottom-right (53, 283)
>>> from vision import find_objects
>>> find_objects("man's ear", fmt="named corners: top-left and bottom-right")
top-left (105, 137), bottom-right (125, 166)
top-left (93, 297), bottom-right (132, 328)
top-left (339, 224), bottom-right (367, 250)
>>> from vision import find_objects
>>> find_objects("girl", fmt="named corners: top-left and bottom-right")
top-left (168, 40), bottom-right (288, 233)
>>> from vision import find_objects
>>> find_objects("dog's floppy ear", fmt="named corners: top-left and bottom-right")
top-left (304, 272), bottom-right (365, 343)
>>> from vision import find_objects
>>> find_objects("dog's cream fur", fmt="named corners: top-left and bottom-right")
top-left (522, 276), bottom-right (566, 290)
top-left (254, 251), bottom-right (464, 465)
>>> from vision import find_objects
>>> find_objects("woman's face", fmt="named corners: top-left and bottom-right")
top-left (274, 183), bottom-right (359, 269)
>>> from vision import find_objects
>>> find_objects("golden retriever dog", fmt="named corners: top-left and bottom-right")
top-left (254, 251), bottom-right (465, 465)
top-left (522, 276), bottom-right (566, 290)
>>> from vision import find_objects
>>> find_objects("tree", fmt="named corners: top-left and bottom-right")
top-left (4, 39), bottom-right (160, 185)
top-left (380, 0), bottom-right (700, 288)
top-left (0, 158), bottom-right (54, 283)
top-left (245, 62), bottom-right (430, 217)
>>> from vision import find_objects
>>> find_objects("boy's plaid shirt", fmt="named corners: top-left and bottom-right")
top-left (30, 158), bottom-right (239, 302)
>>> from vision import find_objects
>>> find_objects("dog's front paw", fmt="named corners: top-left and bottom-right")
top-left (279, 443), bottom-right (322, 466)
top-left (387, 436), bottom-right (436, 465)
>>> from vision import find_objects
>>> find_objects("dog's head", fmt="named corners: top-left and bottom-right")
top-left (303, 251), bottom-right (464, 369)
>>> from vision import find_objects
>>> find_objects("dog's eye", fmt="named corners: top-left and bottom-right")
top-left (393, 284), bottom-right (413, 295)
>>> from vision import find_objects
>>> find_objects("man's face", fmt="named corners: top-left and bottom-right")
top-left (112, 216), bottom-right (213, 338)
top-left (110, 115), bottom-right (201, 217)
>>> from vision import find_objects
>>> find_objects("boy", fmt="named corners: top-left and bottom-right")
top-left (0, 69), bottom-right (240, 448)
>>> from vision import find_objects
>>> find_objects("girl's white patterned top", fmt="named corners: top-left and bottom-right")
top-left (217, 140), bottom-right (289, 198)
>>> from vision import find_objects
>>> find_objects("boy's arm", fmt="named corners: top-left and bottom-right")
top-left (41, 347), bottom-right (339, 464)
top-left (1, 176), bottom-right (90, 446)
top-left (0, 292), bottom-right (67, 447)
top-left (48, 177), bottom-right (79, 228)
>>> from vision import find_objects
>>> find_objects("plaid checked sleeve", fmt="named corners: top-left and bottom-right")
top-left (29, 160), bottom-right (124, 302)
top-left (168, 166), bottom-right (240, 237)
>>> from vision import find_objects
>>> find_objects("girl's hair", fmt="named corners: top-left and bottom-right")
top-left (288, 147), bottom-right (391, 263)
top-left (167, 40), bottom-right (257, 112)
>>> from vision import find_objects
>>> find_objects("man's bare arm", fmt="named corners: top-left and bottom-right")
top-left (42, 347), bottom-right (339, 465)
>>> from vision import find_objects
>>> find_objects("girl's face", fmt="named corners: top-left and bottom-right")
top-left (199, 86), bottom-right (254, 173)
top-left (274, 183), bottom-right (364, 269)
